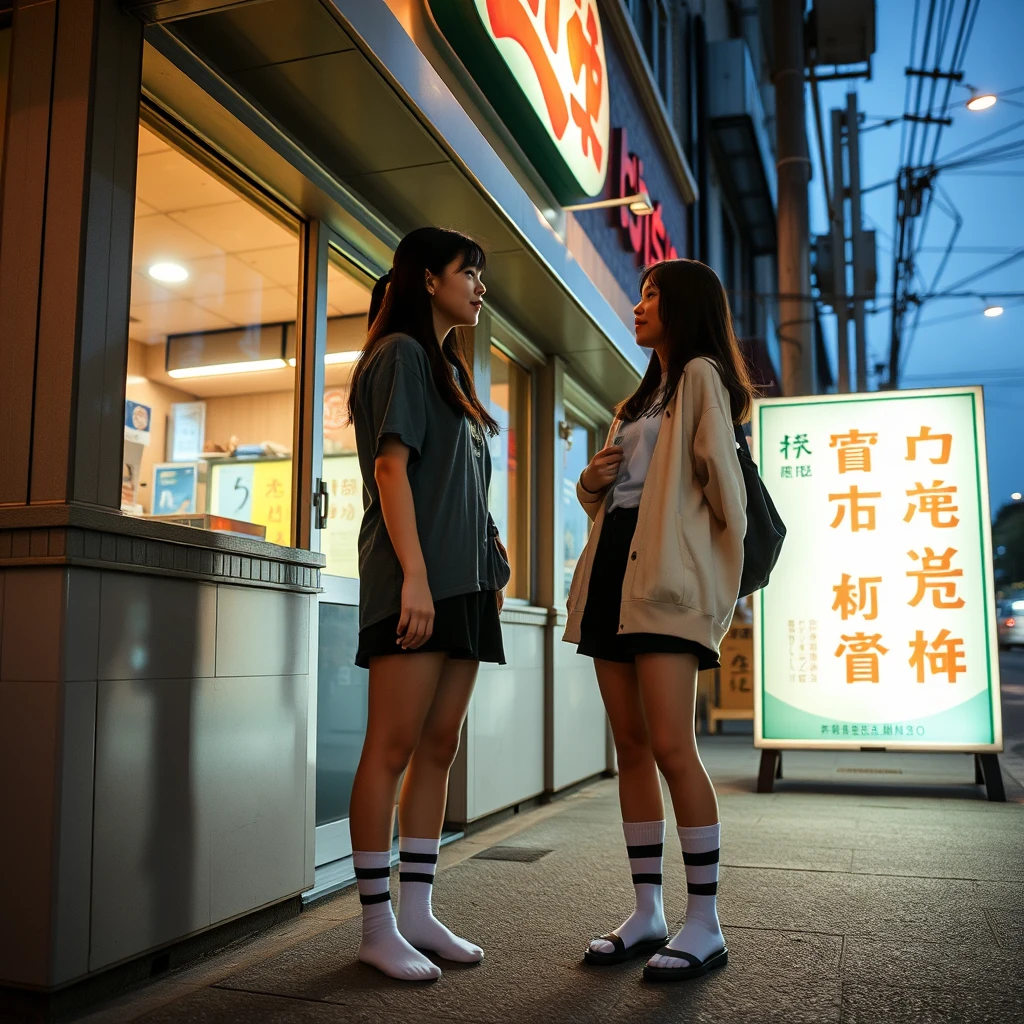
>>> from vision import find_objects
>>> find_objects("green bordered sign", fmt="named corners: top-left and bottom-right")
top-left (428, 0), bottom-right (610, 202)
top-left (752, 388), bottom-right (1003, 752)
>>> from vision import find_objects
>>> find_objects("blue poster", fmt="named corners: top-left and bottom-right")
top-left (153, 464), bottom-right (197, 514)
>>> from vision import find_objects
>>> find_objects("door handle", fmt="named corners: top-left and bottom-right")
top-left (314, 478), bottom-right (329, 530)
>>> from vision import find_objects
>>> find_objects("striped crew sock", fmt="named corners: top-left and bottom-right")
top-left (647, 823), bottom-right (726, 969)
top-left (353, 850), bottom-right (440, 981)
top-left (397, 837), bottom-right (483, 962)
top-left (589, 820), bottom-right (668, 954)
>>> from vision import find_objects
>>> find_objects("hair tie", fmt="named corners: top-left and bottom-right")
top-left (378, 269), bottom-right (393, 287)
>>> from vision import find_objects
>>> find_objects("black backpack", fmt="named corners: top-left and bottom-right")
top-left (733, 424), bottom-right (786, 598)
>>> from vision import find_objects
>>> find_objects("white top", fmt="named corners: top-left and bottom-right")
top-left (607, 398), bottom-right (667, 513)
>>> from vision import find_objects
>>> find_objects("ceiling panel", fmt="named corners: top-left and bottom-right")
top-left (132, 212), bottom-right (225, 265)
top-left (130, 299), bottom-right (234, 343)
top-left (171, 200), bottom-right (296, 254)
top-left (234, 244), bottom-right (300, 289)
top-left (327, 267), bottom-right (370, 317)
top-left (232, 50), bottom-right (445, 177)
top-left (136, 148), bottom-right (239, 213)
top-left (182, 253), bottom-right (284, 300)
top-left (138, 124), bottom-right (169, 155)
top-left (129, 270), bottom-right (176, 306)
top-left (193, 285), bottom-right (298, 327)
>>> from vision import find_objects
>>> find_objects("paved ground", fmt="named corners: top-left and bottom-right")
top-left (69, 654), bottom-right (1024, 1024)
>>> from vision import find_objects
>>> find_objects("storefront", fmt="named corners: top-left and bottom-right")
top-left (0, 0), bottom-right (713, 993)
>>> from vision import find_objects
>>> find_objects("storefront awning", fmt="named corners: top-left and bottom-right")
top-left (707, 39), bottom-right (777, 255)
top-left (142, 0), bottom-right (647, 404)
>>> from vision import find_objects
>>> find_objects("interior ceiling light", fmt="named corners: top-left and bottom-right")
top-left (967, 93), bottom-right (997, 112)
top-left (168, 358), bottom-right (286, 379)
top-left (983, 305), bottom-right (1004, 318)
top-left (148, 262), bottom-right (189, 283)
top-left (1012, 492), bottom-right (1023, 500)
top-left (286, 351), bottom-right (361, 367)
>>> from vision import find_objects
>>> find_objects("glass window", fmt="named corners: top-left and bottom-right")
top-left (122, 120), bottom-right (299, 546)
top-left (562, 418), bottom-right (593, 602)
top-left (488, 346), bottom-right (532, 600)
top-left (319, 247), bottom-right (372, 578)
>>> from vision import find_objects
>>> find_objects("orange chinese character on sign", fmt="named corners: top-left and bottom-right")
top-left (265, 479), bottom-right (285, 499)
top-left (567, 2), bottom-right (604, 170)
top-left (906, 425), bottom-right (952, 464)
top-left (829, 430), bottom-right (878, 473)
top-left (909, 629), bottom-right (967, 683)
top-left (829, 486), bottom-right (881, 531)
top-left (267, 504), bottom-right (283, 524)
top-left (834, 633), bottom-right (889, 684)
top-left (487, 0), bottom-right (569, 138)
top-left (832, 574), bottom-right (882, 620)
top-left (906, 547), bottom-right (965, 609)
top-left (904, 481), bottom-right (960, 528)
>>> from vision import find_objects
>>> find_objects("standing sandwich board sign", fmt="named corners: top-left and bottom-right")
top-left (752, 388), bottom-right (1004, 796)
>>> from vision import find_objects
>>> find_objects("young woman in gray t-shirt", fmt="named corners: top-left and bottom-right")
top-left (345, 227), bottom-right (510, 982)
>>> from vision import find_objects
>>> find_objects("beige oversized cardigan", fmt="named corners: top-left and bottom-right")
top-left (563, 357), bottom-right (747, 656)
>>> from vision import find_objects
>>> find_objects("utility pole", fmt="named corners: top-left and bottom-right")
top-left (773, 0), bottom-right (814, 396)
top-left (847, 92), bottom-right (869, 392)
top-left (830, 106), bottom-right (850, 393)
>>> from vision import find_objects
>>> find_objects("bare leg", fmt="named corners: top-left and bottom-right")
top-left (635, 652), bottom-right (718, 826)
top-left (595, 658), bottom-right (663, 822)
top-left (636, 652), bottom-right (724, 973)
top-left (348, 651), bottom-right (446, 982)
top-left (349, 651), bottom-right (446, 851)
top-left (587, 659), bottom-right (668, 956)
top-left (398, 657), bottom-right (479, 838)
top-left (397, 657), bottom-right (483, 962)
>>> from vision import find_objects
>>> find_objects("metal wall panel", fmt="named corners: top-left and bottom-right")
top-left (215, 585), bottom-right (309, 677)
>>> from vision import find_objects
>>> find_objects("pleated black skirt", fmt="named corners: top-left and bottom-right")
top-left (356, 590), bottom-right (506, 669)
top-left (577, 506), bottom-right (720, 670)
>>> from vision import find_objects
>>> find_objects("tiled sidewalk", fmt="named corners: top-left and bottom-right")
top-left (70, 736), bottom-right (1024, 1024)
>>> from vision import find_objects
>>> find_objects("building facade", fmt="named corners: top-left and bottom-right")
top-left (0, 0), bottom-right (782, 995)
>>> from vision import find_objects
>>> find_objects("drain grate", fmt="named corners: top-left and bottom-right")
top-left (836, 767), bottom-right (903, 775)
top-left (472, 846), bottom-right (553, 863)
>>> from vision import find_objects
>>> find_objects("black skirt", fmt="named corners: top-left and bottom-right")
top-left (356, 590), bottom-right (506, 669)
top-left (577, 506), bottom-right (720, 670)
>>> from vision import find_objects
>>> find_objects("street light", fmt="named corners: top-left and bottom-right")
top-left (563, 191), bottom-right (654, 216)
top-left (984, 305), bottom-right (1004, 318)
top-left (967, 93), bottom-right (997, 112)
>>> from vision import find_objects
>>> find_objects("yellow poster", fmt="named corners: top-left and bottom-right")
top-left (251, 460), bottom-right (292, 547)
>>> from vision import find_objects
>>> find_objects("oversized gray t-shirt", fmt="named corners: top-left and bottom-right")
top-left (354, 334), bottom-right (508, 630)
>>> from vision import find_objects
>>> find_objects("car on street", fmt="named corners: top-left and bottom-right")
top-left (997, 597), bottom-right (1024, 649)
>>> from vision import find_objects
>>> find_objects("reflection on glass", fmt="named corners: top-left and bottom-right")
top-left (562, 420), bottom-right (592, 601)
top-left (316, 603), bottom-right (368, 825)
top-left (319, 250), bottom-right (371, 578)
top-left (489, 347), bottom-right (531, 599)
top-left (121, 121), bottom-right (299, 545)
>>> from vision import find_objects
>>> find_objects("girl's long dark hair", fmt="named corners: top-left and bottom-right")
top-left (348, 227), bottom-right (499, 435)
top-left (616, 258), bottom-right (758, 425)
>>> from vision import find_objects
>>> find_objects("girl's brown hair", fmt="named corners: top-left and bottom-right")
top-left (616, 258), bottom-right (758, 425)
top-left (348, 227), bottom-right (499, 435)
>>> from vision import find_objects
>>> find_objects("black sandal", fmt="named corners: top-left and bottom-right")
top-left (642, 945), bottom-right (728, 982)
top-left (583, 932), bottom-right (670, 966)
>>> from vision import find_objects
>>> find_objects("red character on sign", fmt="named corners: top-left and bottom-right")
top-left (487, 0), bottom-right (569, 138)
top-left (567, 2), bottom-right (604, 170)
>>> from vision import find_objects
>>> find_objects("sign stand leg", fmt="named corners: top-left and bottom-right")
top-left (757, 750), bottom-right (781, 793)
top-left (975, 754), bottom-right (1006, 802)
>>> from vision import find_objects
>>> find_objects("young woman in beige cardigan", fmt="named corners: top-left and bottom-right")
top-left (565, 259), bottom-right (755, 982)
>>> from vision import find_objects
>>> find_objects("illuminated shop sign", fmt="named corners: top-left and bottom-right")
top-left (612, 127), bottom-right (679, 265)
top-left (753, 389), bottom-right (1002, 751)
top-left (429, 0), bottom-right (610, 202)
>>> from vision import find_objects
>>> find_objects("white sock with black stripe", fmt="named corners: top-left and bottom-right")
top-left (397, 837), bottom-right (483, 962)
top-left (589, 820), bottom-right (668, 953)
top-left (647, 823), bottom-right (725, 969)
top-left (353, 850), bottom-right (441, 981)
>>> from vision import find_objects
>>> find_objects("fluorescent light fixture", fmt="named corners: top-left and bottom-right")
top-left (564, 191), bottom-right (654, 216)
top-left (148, 262), bottom-right (189, 283)
top-left (967, 93), bottom-right (997, 111)
top-left (983, 305), bottom-right (1004, 318)
top-left (168, 358), bottom-right (287, 379)
top-left (125, 375), bottom-right (147, 385)
top-left (286, 351), bottom-right (361, 367)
